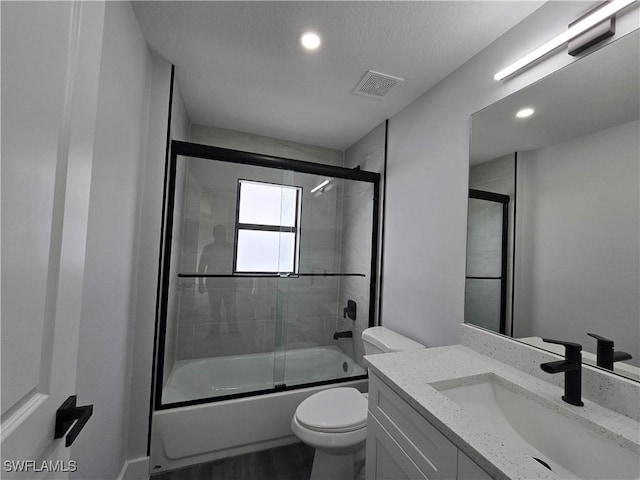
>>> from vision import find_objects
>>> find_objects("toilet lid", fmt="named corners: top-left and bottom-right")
top-left (295, 387), bottom-right (368, 433)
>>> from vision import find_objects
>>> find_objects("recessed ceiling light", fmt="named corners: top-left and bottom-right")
top-left (299, 31), bottom-right (321, 51)
top-left (516, 108), bottom-right (535, 119)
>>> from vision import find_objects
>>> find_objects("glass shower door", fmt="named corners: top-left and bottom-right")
top-left (465, 190), bottom-right (509, 334)
top-left (155, 141), bottom-right (380, 409)
top-left (234, 171), bottom-right (301, 390)
top-left (280, 172), bottom-right (375, 388)
top-left (158, 153), bottom-right (292, 405)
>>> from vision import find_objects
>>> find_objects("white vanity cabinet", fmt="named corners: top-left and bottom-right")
top-left (366, 372), bottom-right (492, 480)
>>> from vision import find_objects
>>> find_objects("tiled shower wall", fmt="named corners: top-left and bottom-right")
top-left (174, 125), bottom-right (347, 360)
top-left (337, 122), bottom-right (386, 367)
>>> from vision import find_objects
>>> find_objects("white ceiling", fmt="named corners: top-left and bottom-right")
top-left (470, 30), bottom-right (640, 164)
top-left (132, 1), bottom-right (544, 150)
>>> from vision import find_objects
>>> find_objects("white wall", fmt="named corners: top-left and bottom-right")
top-left (126, 56), bottom-right (176, 463)
top-left (339, 123), bottom-right (386, 365)
top-left (68, 3), bottom-right (189, 471)
top-left (382, 1), bottom-right (639, 348)
top-left (190, 125), bottom-right (344, 166)
top-left (171, 81), bottom-right (191, 143)
top-left (515, 120), bottom-right (639, 363)
top-left (71, 2), bottom-right (152, 479)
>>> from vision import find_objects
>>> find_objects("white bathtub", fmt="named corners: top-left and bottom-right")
top-left (163, 346), bottom-right (365, 404)
top-left (151, 346), bottom-right (367, 473)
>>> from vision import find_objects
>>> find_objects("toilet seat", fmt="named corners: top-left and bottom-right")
top-left (292, 387), bottom-right (368, 455)
top-left (295, 387), bottom-right (368, 433)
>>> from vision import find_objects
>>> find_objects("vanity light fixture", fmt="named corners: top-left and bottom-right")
top-left (299, 31), bottom-right (321, 51)
top-left (311, 180), bottom-right (330, 193)
top-left (516, 107), bottom-right (535, 119)
top-left (494, 0), bottom-right (636, 81)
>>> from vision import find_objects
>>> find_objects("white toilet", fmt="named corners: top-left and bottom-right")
top-left (291, 326), bottom-right (425, 480)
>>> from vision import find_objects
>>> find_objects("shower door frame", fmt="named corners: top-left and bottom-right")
top-left (152, 140), bottom-right (381, 411)
top-left (466, 189), bottom-right (510, 335)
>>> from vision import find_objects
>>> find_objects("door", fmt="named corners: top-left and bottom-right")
top-left (1, 2), bottom-right (105, 475)
top-left (465, 189), bottom-right (510, 334)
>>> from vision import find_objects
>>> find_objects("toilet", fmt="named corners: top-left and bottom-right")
top-left (291, 326), bottom-right (425, 480)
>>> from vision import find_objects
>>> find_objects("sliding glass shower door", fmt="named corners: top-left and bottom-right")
top-left (160, 153), bottom-right (290, 404)
top-left (465, 189), bottom-right (509, 334)
top-left (155, 141), bottom-right (379, 408)
top-left (278, 171), bottom-right (376, 389)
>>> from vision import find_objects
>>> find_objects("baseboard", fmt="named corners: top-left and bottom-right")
top-left (118, 457), bottom-right (149, 480)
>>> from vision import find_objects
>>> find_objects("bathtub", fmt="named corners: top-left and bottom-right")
top-left (151, 346), bottom-right (367, 473)
top-left (162, 346), bottom-right (365, 404)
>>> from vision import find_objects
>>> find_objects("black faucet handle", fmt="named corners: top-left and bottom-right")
top-left (588, 333), bottom-right (632, 369)
top-left (614, 351), bottom-right (633, 362)
top-left (587, 333), bottom-right (614, 347)
top-left (343, 300), bottom-right (357, 320)
top-left (542, 338), bottom-right (582, 361)
top-left (541, 338), bottom-right (584, 407)
top-left (542, 338), bottom-right (582, 350)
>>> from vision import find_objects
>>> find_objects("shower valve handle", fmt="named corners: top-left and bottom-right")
top-left (343, 300), bottom-right (356, 320)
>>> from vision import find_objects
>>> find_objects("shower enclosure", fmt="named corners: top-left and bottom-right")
top-left (154, 141), bottom-right (380, 409)
top-left (465, 189), bottom-right (509, 334)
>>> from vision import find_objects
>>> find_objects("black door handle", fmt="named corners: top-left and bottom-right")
top-left (54, 396), bottom-right (93, 447)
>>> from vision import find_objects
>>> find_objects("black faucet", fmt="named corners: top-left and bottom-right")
top-left (540, 338), bottom-right (584, 407)
top-left (587, 333), bottom-right (633, 370)
top-left (333, 330), bottom-right (353, 340)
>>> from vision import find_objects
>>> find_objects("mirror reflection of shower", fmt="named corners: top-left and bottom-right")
top-left (466, 31), bottom-right (640, 381)
top-left (157, 142), bottom-right (379, 407)
top-left (197, 224), bottom-right (238, 336)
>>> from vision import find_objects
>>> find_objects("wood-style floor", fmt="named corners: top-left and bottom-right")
top-left (152, 443), bottom-right (315, 480)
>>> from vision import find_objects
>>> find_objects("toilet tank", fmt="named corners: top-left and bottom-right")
top-left (362, 326), bottom-right (425, 355)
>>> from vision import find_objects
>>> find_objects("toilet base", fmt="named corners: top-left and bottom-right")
top-left (310, 448), bottom-right (363, 480)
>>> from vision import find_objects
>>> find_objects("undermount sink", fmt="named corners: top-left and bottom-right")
top-left (433, 374), bottom-right (640, 479)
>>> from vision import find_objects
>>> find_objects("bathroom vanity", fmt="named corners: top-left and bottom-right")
top-left (366, 371), bottom-right (491, 480)
top-left (364, 343), bottom-right (640, 479)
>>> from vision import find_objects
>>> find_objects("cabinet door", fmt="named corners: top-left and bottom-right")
top-left (458, 451), bottom-right (492, 480)
top-left (368, 373), bottom-right (457, 479)
top-left (366, 416), bottom-right (428, 480)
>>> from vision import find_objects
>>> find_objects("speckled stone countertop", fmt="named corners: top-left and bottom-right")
top-left (364, 345), bottom-right (640, 480)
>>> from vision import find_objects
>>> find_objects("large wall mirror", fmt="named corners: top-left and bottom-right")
top-left (466, 29), bottom-right (639, 382)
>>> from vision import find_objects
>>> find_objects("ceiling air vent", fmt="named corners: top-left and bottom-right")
top-left (354, 70), bottom-right (404, 99)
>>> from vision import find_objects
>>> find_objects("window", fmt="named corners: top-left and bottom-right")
top-left (234, 180), bottom-right (301, 273)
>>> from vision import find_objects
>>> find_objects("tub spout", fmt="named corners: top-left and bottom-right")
top-left (333, 330), bottom-right (353, 340)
